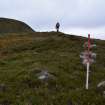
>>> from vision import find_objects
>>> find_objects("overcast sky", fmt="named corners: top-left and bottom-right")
top-left (0, 0), bottom-right (105, 39)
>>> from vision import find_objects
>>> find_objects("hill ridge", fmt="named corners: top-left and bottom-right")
top-left (0, 17), bottom-right (34, 33)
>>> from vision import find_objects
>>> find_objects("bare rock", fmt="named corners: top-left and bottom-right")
top-left (97, 81), bottom-right (105, 96)
top-left (97, 81), bottom-right (105, 90)
top-left (37, 70), bottom-right (55, 81)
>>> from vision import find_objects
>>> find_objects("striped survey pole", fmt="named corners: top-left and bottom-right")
top-left (86, 34), bottom-right (90, 90)
top-left (80, 34), bottom-right (96, 90)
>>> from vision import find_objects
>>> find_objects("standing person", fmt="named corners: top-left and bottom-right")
top-left (55, 22), bottom-right (60, 32)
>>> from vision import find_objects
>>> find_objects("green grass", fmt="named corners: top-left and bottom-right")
top-left (0, 32), bottom-right (105, 105)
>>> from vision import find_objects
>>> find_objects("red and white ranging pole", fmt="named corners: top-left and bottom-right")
top-left (80, 34), bottom-right (96, 90)
top-left (86, 34), bottom-right (90, 90)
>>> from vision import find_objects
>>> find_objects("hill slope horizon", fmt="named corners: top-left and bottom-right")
top-left (0, 17), bottom-right (34, 33)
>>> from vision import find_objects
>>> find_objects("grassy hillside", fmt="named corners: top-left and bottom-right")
top-left (0, 32), bottom-right (105, 105)
top-left (0, 18), bottom-right (34, 33)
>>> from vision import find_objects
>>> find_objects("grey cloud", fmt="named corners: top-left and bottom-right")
top-left (0, 0), bottom-right (105, 32)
